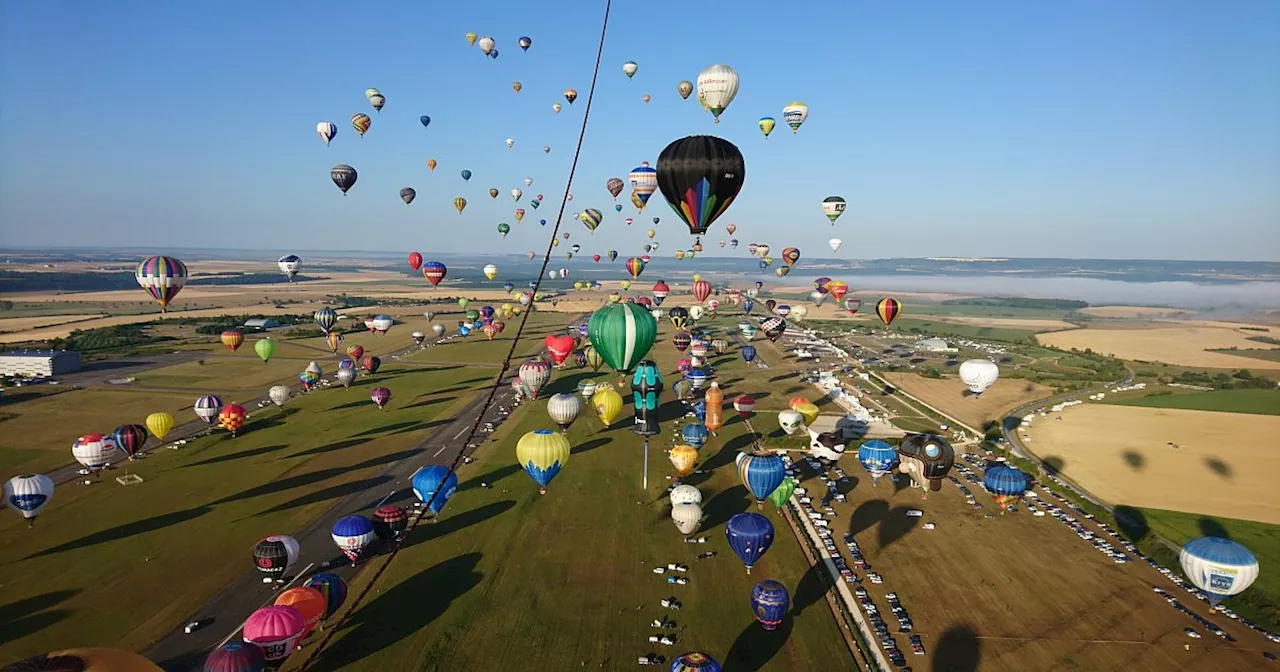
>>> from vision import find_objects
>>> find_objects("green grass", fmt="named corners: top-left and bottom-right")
top-left (1107, 388), bottom-right (1280, 416)
top-left (1131, 508), bottom-right (1279, 630)
top-left (1208, 348), bottom-right (1280, 363)
top-left (883, 318), bottom-right (1042, 343)
top-left (314, 353), bottom-right (850, 670)
top-left (0, 362), bottom-right (493, 663)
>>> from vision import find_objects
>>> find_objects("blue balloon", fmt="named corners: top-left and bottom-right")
top-left (670, 652), bottom-right (721, 672)
top-left (331, 514), bottom-right (374, 539)
top-left (681, 423), bottom-right (709, 450)
top-left (740, 345), bottom-right (757, 362)
top-left (983, 464), bottom-right (1029, 498)
top-left (461, 169), bottom-right (472, 181)
top-left (751, 579), bottom-right (791, 630)
top-left (338, 359), bottom-right (354, 370)
top-left (691, 400), bottom-right (707, 423)
top-left (737, 451), bottom-right (785, 505)
top-left (726, 512), bottom-right (775, 572)
top-left (503, 283), bottom-right (514, 293)
top-left (459, 325), bottom-right (472, 337)
top-left (857, 440), bottom-right (898, 484)
top-left (303, 572), bottom-right (349, 619)
top-left (412, 465), bottom-right (459, 514)
top-left (743, 298), bottom-right (754, 313)
top-left (540, 219), bottom-right (547, 226)
top-left (420, 115), bottom-right (431, 128)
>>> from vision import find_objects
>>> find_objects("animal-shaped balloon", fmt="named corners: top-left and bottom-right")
top-left (807, 429), bottom-right (847, 461)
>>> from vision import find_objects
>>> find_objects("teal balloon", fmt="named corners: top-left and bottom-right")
top-left (461, 170), bottom-right (472, 181)
top-left (587, 303), bottom-right (657, 373)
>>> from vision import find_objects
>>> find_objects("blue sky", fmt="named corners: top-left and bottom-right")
top-left (1, 1), bottom-right (1277, 261)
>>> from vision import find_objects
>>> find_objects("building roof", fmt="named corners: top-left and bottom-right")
top-left (918, 338), bottom-right (949, 349)
top-left (1, 349), bottom-right (77, 357)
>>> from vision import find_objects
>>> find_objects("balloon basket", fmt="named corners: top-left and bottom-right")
top-left (115, 473), bottom-right (144, 486)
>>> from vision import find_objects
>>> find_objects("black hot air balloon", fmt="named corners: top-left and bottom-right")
top-left (631, 360), bottom-right (663, 436)
top-left (332, 164), bottom-right (358, 195)
top-left (656, 135), bottom-right (745, 235)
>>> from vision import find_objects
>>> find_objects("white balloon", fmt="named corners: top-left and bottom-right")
top-left (695, 64), bottom-right (740, 120)
top-left (829, 238), bottom-right (842, 253)
top-left (4, 474), bottom-right (55, 522)
top-left (669, 484), bottom-right (702, 506)
top-left (547, 393), bottom-right (582, 429)
top-left (1179, 537), bottom-right (1259, 602)
top-left (268, 385), bottom-right (291, 407)
top-left (671, 502), bottom-right (703, 536)
top-left (778, 409), bottom-right (804, 435)
top-left (511, 188), bottom-right (523, 201)
top-left (959, 359), bottom-right (1000, 395)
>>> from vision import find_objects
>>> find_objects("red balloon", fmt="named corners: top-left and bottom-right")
top-left (408, 252), bottom-right (423, 271)
top-left (692, 280), bottom-right (712, 303)
top-left (544, 334), bottom-right (576, 366)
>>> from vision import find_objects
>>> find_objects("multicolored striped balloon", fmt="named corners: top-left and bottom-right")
top-left (135, 255), bottom-right (188, 312)
top-left (875, 297), bottom-right (902, 326)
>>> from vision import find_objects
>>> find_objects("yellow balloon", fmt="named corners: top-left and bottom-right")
top-left (465, 32), bottom-right (478, 45)
top-left (145, 412), bottom-right (175, 440)
top-left (692, 273), bottom-right (702, 283)
top-left (454, 197), bottom-right (467, 214)
top-left (620, 281), bottom-right (632, 290)
top-left (668, 445), bottom-right (699, 476)
top-left (591, 388), bottom-right (624, 426)
top-left (759, 117), bottom-right (776, 137)
top-left (516, 429), bottom-right (570, 494)
top-left (795, 402), bottom-right (819, 427)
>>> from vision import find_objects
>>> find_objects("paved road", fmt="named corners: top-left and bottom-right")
top-left (143, 317), bottom-right (584, 671)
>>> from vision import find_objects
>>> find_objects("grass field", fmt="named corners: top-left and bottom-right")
top-left (1023, 404), bottom-right (1280, 525)
top-left (0, 389), bottom-right (203, 474)
top-left (793, 457), bottom-right (1271, 671)
top-left (307, 375), bottom-right (851, 670)
top-left (1209, 348), bottom-right (1280, 363)
top-left (879, 371), bottom-right (1056, 431)
top-left (0, 362), bottom-right (494, 664)
top-left (1108, 388), bottom-right (1280, 416)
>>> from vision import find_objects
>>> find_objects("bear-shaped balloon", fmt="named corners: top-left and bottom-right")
top-left (807, 428), bottom-right (847, 461)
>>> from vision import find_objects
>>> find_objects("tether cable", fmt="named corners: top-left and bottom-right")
top-left (297, 2), bottom-right (613, 667)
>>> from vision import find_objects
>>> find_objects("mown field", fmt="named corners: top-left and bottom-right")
top-left (878, 371), bottom-right (1056, 431)
top-left (792, 457), bottom-right (1272, 671)
top-left (0, 360), bottom-right (495, 664)
top-left (1107, 388), bottom-right (1280, 416)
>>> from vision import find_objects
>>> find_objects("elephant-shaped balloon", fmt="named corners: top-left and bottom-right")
top-left (778, 409), bottom-right (804, 435)
top-left (807, 428), bottom-right (847, 461)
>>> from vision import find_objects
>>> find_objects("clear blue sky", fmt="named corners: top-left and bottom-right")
top-left (2, 1), bottom-right (1277, 261)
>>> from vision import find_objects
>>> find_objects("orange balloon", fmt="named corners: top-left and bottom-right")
top-left (788, 396), bottom-right (810, 411)
top-left (704, 382), bottom-right (724, 433)
top-left (220, 330), bottom-right (244, 352)
top-left (669, 445), bottom-right (699, 476)
top-left (275, 586), bottom-right (326, 639)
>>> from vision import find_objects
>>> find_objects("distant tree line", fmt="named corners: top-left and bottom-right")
top-left (47, 324), bottom-right (175, 354)
top-left (941, 297), bottom-right (1089, 310)
top-left (186, 273), bottom-right (324, 286)
top-left (1166, 369), bottom-right (1275, 390)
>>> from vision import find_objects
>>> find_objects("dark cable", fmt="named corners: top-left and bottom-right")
top-left (297, 2), bottom-right (613, 667)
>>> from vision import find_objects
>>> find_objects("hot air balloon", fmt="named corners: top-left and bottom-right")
top-left (512, 80), bottom-right (522, 93)
top-left (726, 512), bottom-right (774, 573)
top-left (423, 261), bottom-right (447, 287)
top-left (564, 89), bottom-right (578, 104)
top-left (758, 117), bottom-right (776, 137)
top-left (767, 476), bottom-right (796, 510)
top-left (369, 92), bottom-right (386, 112)
top-left (217, 329), bottom-right (244, 352)
top-left (875, 297), bottom-right (902, 326)
top-left (672, 652), bottom-right (721, 672)
top-left (421, 116), bottom-right (432, 129)
top-left (778, 409), bottom-right (803, 435)
top-left (273, 586), bottom-right (326, 642)
top-left (519, 36), bottom-right (532, 50)
top-left (669, 445), bottom-right (699, 478)
top-left (621, 61), bottom-right (638, 78)
top-left (350, 114), bottom-right (371, 137)
top-left (519, 359), bottom-right (551, 399)
top-left (692, 280), bottom-right (712, 303)
top-left (547, 393), bottom-right (582, 431)
top-left (680, 422), bottom-right (709, 451)
top-left (751, 580), bottom-right (791, 631)
top-left (477, 35), bottom-right (495, 54)
top-left (400, 187), bottom-right (416, 205)
top-left (738, 450), bottom-right (785, 507)
top-left (268, 385), bottom-right (290, 407)
top-left (781, 247), bottom-right (800, 266)
top-left (144, 411), bottom-right (174, 441)
top-left (983, 464), bottom-right (1029, 511)
top-left (369, 386), bottom-right (391, 409)
top-left (857, 440), bottom-right (898, 485)
top-left (331, 164), bottom-right (358, 195)
top-left (516, 429), bottom-right (570, 494)
top-left (624, 256), bottom-right (646, 280)
top-left (704, 382), bottom-right (724, 433)
top-left (606, 177), bottom-right (625, 199)
top-left (253, 337), bottom-right (276, 364)
top-left (822, 196), bottom-right (846, 223)
top-left (579, 208), bottom-right (603, 233)
top-left (4, 474), bottom-right (54, 527)
top-left (828, 238), bottom-right (843, 253)
top-left (303, 573), bottom-right (348, 622)
top-left (243, 606), bottom-right (306, 669)
top-left (843, 297), bottom-right (862, 315)
top-left (205, 642), bottom-right (266, 672)
top-left (592, 387), bottom-right (624, 426)
top-left (671, 501), bottom-right (703, 536)
top-left (253, 535), bottom-right (300, 578)
top-left (72, 434), bottom-right (117, 470)
top-left (587, 303), bottom-right (657, 373)
top-left (1179, 537), bottom-right (1259, 604)
top-left (371, 505), bottom-right (409, 541)
top-left (695, 64), bottom-right (740, 121)
top-left (331, 515), bottom-right (376, 565)
top-left (411, 465), bottom-right (459, 516)
top-left (656, 135), bottom-right (744, 235)
top-left (194, 394), bottom-right (222, 426)
top-left (959, 359), bottom-right (1000, 396)
top-left (219, 404), bottom-right (248, 435)
top-left (316, 121), bottom-right (337, 146)
top-left (897, 433), bottom-right (955, 493)
top-left (781, 101), bottom-right (809, 133)
top-left (135, 255), bottom-right (188, 312)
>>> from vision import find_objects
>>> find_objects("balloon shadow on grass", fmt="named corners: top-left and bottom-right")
top-left (403, 395), bottom-right (457, 411)
top-left (253, 475), bottom-right (396, 517)
top-left (1112, 505), bottom-right (1150, 543)
top-left (701, 485), bottom-right (751, 532)
top-left (573, 437), bottom-right (611, 455)
top-left (308, 553), bottom-right (485, 672)
top-left (1198, 517), bottom-right (1230, 539)
top-left (405, 500), bottom-right (515, 549)
top-left (932, 624), bottom-right (981, 672)
top-left (848, 499), bottom-right (919, 550)
top-left (25, 507), bottom-right (212, 559)
top-left (288, 438), bottom-right (365, 459)
top-left (352, 420), bottom-right (424, 437)
top-left (1121, 450), bottom-right (1145, 471)
top-left (723, 618), bottom-right (794, 672)
top-left (791, 562), bottom-right (831, 616)
top-left (0, 590), bottom-right (80, 647)
top-left (186, 443), bottom-right (288, 468)
top-left (457, 464), bottom-right (523, 493)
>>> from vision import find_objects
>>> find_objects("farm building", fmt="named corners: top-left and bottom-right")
top-left (242, 318), bottom-right (279, 330)
top-left (0, 349), bottom-right (82, 378)
top-left (916, 337), bottom-right (957, 353)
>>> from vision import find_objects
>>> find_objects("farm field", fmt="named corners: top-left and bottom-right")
top-left (1107, 388), bottom-right (1280, 416)
top-left (878, 371), bottom-right (1056, 431)
top-left (305, 377), bottom-right (851, 671)
top-left (1036, 325), bottom-right (1280, 370)
top-left (0, 360), bottom-right (495, 664)
top-left (1080, 306), bottom-right (1190, 318)
top-left (0, 314), bottom-right (106, 332)
top-left (790, 455), bottom-right (1272, 671)
top-left (1023, 404), bottom-right (1280, 525)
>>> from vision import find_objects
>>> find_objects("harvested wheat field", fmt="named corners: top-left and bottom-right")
top-left (1080, 306), bottom-right (1189, 318)
top-left (0, 314), bottom-right (105, 333)
top-left (1036, 325), bottom-right (1280, 369)
top-left (1025, 404), bottom-right (1280, 524)
top-left (0, 303), bottom-right (327, 344)
top-left (880, 371), bottom-right (1055, 431)
top-left (926, 315), bottom-right (1079, 331)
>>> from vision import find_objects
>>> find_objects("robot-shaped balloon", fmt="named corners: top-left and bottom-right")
top-left (896, 433), bottom-right (956, 496)
top-left (631, 360), bottom-right (663, 436)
